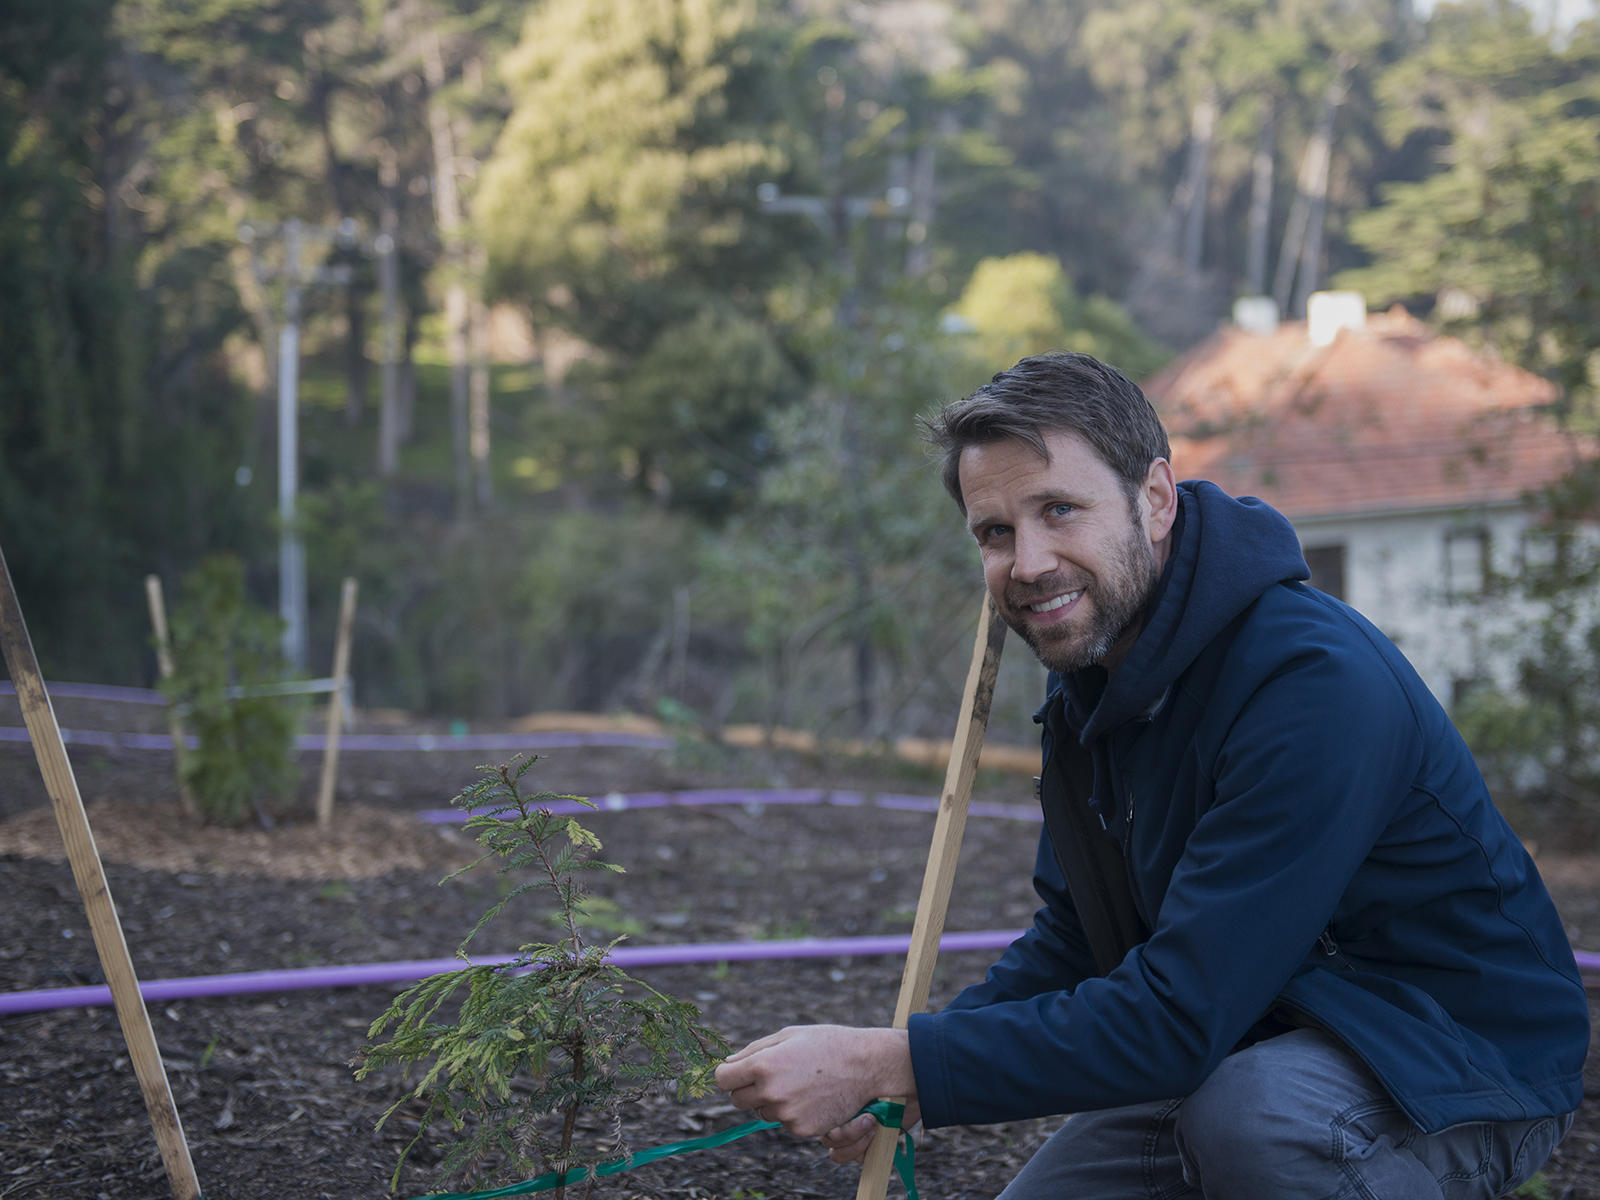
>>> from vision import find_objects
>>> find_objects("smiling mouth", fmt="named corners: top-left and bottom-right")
top-left (1027, 590), bottom-right (1083, 614)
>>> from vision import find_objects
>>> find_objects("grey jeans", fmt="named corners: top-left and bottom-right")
top-left (997, 1028), bottom-right (1573, 1199)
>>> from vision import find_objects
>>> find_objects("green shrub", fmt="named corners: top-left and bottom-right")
top-left (160, 555), bottom-right (302, 826)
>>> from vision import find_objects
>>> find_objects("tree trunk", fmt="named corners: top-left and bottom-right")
top-left (470, 249), bottom-right (493, 509)
top-left (343, 285), bottom-right (369, 426)
top-left (222, 184), bottom-right (278, 477)
top-left (443, 282), bottom-right (472, 518)
top-left (1293, 73), bottom-right (1351, 319)
top-left (376, 149), bottom-right (403, 476)
top-left (837, 387), bottom-right (875, 730)
top-left (400, 305), bottom-right (420, 445)
top-left (421, 24), bottom-right (473, 519)
top-left (1244, 99), bottom-right (1276, 296)
top-left (1293, 163), bottom-right (1331, 319)
top-left (1273, 71), bottom-right (1347, 318)
top-left (308, 65), bottom-right (370, 427)
top-left (904, 113), bottom-right (952, 279)
top-left (1180, 90), bottom-right (1219, 272)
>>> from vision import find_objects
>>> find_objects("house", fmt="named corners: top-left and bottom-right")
top-left (1142, 297), bottom-right (1597, 707)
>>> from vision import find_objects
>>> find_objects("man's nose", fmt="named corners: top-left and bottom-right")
top-left (1011, 526), bottom-right (1056, 582)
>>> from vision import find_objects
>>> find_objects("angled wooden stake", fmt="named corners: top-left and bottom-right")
top-left (315, 576), bottom-right (359, 828)
top-left (856, 593), bottom-right (1007, 1200)
top-left (144, 574), bottom-right (197, 820)
top-left (1, 547), bottom-right (202, 1200)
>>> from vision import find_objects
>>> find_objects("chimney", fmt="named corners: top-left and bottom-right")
top-left (1232, 295), bottom-right (1280, 335)
top-left (1307, 291), bottom-right (1366, 347)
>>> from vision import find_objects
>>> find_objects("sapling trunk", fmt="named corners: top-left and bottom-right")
top-left (554, 1035), bottom-right (584, 1200)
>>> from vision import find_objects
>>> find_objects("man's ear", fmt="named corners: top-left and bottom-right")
top-left (1143, 458), bottom-right (1179, 543)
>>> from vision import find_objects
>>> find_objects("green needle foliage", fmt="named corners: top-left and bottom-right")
top-left (356, 756), bottom-right (729, 1197)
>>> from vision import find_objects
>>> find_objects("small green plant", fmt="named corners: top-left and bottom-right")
top-left (160, 555), bottom-right (302, 826)
top-left (755, 916), bottom-right (815, 942)
top-left (355, 756), bottom-right (729, 1197)
top-left (656, 696), bottom-right (735, 775)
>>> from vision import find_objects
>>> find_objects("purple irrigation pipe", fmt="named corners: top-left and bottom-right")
top-left (0, 930), bottom-right (1024, 1016)
top-left (0, 680), bottom-right (166, 705)
top-left (417, 789), bottom-right (1042, 823)
top-left (0, 727), bottom-right (675, 752)
top-left (6, 937), bottom-right (1598, 1018)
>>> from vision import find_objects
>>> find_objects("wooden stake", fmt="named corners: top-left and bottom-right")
top-left (0, 547), bottom-right (202, 1200)
top-left (144, 574), bottom-right (197, 821)
top-left (855, 593), bottom-right (1007, 1200)
top-left (315, 576), bottom-right (358, 828)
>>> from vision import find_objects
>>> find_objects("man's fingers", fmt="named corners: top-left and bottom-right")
top-left (829, 1142), bottom-right (868, 1164)
top-left (733, 1028), bottom-right (794, 1058)
top-left (822, 1112), bottom-right (879, 1164)
top-left (825, 1100), bottom-right (923, 1164)
top-left (832, 1120), bottom-right (883, 1164)
top-left (718, 1027), bottom-right (793, 1071)
top-left (723, 1082), bottom-right (770, 1115)
top-left (828, 1113), bottom-right (876, 1141)
top-left (713, 1057), bottom-right (754, 1091)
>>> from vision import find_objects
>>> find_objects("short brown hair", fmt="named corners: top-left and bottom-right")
top-left (922, 351), bottom-right (1171, 511)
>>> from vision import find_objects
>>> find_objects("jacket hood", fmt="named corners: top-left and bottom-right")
top-left (1060, 481), bottom-right (1309, 740)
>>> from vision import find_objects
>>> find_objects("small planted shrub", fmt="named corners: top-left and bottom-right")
top-left (161, 554), bottom-right (302, 826)
top-left (356, 756), bottom-right (728, 1197)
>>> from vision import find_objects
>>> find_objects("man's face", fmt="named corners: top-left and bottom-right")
top-left (959, 431), bottom-right (1169, 675)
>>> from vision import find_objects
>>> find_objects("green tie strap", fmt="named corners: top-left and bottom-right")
top-left (407, 1100), bottom-right (918, 1200)
top-left (860, 1099), bottom-right (919, 1200)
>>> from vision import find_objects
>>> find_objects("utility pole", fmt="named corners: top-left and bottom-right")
top-left (376, 147), bottom-right (405, 478)
top-left (238, 217), bottom-right (362, 672)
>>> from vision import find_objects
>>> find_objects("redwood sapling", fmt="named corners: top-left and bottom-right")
top-left (355, 755), bottom-right (728, 1197)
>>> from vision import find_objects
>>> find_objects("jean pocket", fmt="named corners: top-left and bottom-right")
top-left (1495, 1112), bottom-right (1573, 1197)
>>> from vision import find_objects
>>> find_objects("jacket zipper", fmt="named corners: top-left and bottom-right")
top-left (1121, 781), bottom-right (1150, 929)
top-left (1107, 737), bottom-right (1149, 929)
top-left (1317, 928), bottom-right (1357, 973)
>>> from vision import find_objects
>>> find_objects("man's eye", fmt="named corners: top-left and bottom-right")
top-left (980, 525), bottom-right (1011, 542)
top-left (1049, 504), bottom-right (1075, 517)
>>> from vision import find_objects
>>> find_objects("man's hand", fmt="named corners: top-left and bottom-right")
top-left (818, 1099), bottom-right (923, 1164)
top-left (713, 1025), bottom-right (916, 1141)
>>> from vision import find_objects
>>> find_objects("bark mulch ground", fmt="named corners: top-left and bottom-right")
top-left (1, 702), bottom-right (1596, 1199)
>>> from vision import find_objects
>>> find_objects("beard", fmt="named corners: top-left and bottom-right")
top-left (1002, 524), bottom-right (1160, 675)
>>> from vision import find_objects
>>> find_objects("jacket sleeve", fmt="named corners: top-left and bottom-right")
top-left (939, 829), bottom-right (1098, 1013)
top-left (908, 622), bottom-right (1422, 1128)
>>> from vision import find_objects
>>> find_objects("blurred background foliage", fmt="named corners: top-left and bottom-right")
top-left (1, 0), bottom-right (1597, 791)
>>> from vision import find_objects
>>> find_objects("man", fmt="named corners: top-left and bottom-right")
top-left (715, 351), bottom-right (1589, 1198)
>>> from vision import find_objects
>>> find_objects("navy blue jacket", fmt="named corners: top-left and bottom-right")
top-left (908, 482), bottom-right (1589, 1133)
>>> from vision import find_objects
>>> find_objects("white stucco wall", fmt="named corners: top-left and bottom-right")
top-left (1290, 505), bottom-right (1543, 707)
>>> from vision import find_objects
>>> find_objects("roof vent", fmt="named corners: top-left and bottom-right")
top-left (1232, 295), bottom-right (1279, 335)
top-left (1307, 291), bottom-right (1366, 347)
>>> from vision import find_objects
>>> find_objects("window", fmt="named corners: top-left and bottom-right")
top-left (1444, 529), bottom-right (1490, 602)
top-left (1519, 526), bottom-right (1566, 582)
top-left (1303, 544), bottom-right (1347, 600)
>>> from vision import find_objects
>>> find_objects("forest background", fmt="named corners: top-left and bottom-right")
top-left (3, 0), bottom-right (1598, 786)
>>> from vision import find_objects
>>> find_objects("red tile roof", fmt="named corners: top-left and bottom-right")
top-left (1143, 308), bottom-right (1594, 519)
